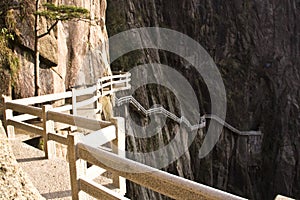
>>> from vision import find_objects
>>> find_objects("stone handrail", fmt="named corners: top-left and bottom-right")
top-left (116, 95), bottom-right (206, 131)
top-left (72, 73), bottom-right (131, 115)
top-left (115, 95), bottom-right (261, 136)
top-left (2, 73), bottom-right (131, 137)
top-left (1, 72), bottom-right (264, 200)
top-left (67, 134), bottom-right (247, 200)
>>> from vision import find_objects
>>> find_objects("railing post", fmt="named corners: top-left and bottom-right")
top-left (71, 89), bottom-right (79, 131)
top-left (110, 76), bottom-right (113, 92)
top-left (2, 95), bottom-right (15, 138)
top-left (100, 79), bottom-right (103, 95)
top-left (126, 73), bottom-right (130, 89)
top-left (42, 105), bottom-right (56, 159)
top-left (95, 80), bottom-right (101, 120)
top-left (110, 117), bottom-right (126, 195)
top-left (68, 133), bottom-right (87, 200)
top-left (72, 88), bottom-right (77, 116)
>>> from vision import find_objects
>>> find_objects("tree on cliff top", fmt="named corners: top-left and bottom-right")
top-left (34, 1), bottom-right (90, 96)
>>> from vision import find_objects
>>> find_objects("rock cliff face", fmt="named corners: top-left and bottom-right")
top-left (1, 0), bottom-right (299, 199)
top-left (0, 0), bottom-right (110, 98)
top-left (107, 0), bottom-right (300, 199)
top-left (0, 0), bottom-right (111, 164)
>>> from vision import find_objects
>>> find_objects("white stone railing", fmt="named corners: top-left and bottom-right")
top-left (68, 131), bottom-right (247, 200)
top-left (2, 72), bottom-right (131, 139)
top-left (1, 72), bottom-right (264, 200)
top-left (116, 96), bottom-right (261, 136)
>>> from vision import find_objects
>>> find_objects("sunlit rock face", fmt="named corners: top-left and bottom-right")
top-left (0, 0), bottom-right (111, 158)
top-left (107, 0), bottom-right (300, 199)
top-left (1, 0), bottom-right (110, 98)
top-left (57, 0), bottom-right (111, 88)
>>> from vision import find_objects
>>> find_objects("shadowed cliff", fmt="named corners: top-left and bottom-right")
top-left (107, 0), bottom-right (300, 199)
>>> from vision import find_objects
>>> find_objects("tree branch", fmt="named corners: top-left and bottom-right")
top-left (37, 20), bottom-right (59, 39)
top-left (50, 67), bottom-right (63, 79)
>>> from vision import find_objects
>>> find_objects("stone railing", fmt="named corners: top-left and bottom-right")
top-left (3, 72), bottom-right (290, 200)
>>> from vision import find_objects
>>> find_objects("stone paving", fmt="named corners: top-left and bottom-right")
top-left (0, 121), bottom-right (44, 200)
top-left (0, 120), bottom-right (117, 199)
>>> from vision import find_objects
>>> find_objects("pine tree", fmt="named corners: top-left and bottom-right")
top-left (34, 1), bottom-right (89, 96)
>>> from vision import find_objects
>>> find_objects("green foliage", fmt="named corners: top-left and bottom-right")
top-left (36, 3), bottom-right (90, 21)
top-left (5, 9), bottom-right (18, 36)
top-left (0, 28), bottom-right (14, 41)
top-left (0, 29), bottom-right (19, 82)
top-left (39, 138), bottom-right (44, 150)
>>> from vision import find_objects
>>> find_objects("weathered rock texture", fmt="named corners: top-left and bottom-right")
top-left (107, 0), bottom-right (300, 199)
top-left (0, 121), bottom-right (44, 199)
top-left (0, 0), bottom-right (112, 186)
top-left (0, 0), bottom-right (111, 158)
top-left (0, 0), bottom-right (110, 98)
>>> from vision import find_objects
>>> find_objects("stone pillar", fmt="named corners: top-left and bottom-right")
top-left (2, 95), bottom-right (15, 138)
top-left (42, 105), bottom-right (56, 159)
top-left (67, 133), bottom-right (87, 200)
top-left (110, 117), bottom-right (126, 195)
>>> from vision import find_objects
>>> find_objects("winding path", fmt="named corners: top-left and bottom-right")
top-left (115, 95), bottom-right (261, 136)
